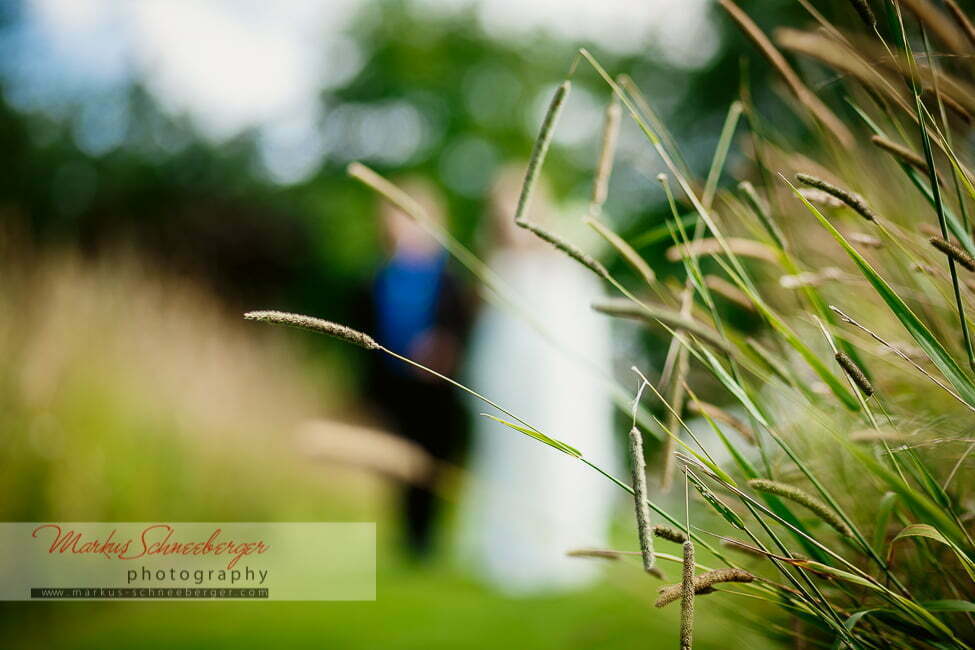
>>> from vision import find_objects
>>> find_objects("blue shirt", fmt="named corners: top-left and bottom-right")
top-left (374, 251), bottom-right (447, 363)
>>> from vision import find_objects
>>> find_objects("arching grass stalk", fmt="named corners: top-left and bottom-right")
top-left (245, 310), bottom-right (576, 457)
top-left (583, 216), bottom-right (655, 286)
top-left (243, 309), bottom-right (734, 566)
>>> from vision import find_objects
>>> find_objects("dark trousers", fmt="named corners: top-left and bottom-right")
top-left (372, 368), bottom-right (467, 558)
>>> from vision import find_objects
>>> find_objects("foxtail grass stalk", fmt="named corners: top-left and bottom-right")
top-left (628, 426), bottom-right (656, 572)
top-left (514, 81), bottom-right (570, 225)
top-left (244, 310), bottom-right (579, 457)
top-left (657, 173), bottom-right (702, 493)
top-left (516, 220), bottom-right (611, 282)
top-left (848, 0), bottom-right (876, 29)
top-left (795, 173), bottom-right (878, 222)
top-left (739, 181), bottom-right (785, 249)
top-left (655, 568), bottom-right (755, 607)
top-left (834, 351), bottom-right (875, 397)
top-left (654, 525), bottom-right (689, 544)
top-left (747, 479), bottom-right (852, 536)
top-left (830, 305), bottom-right (975, 412)
top-left (347, 161), bottom-right (662, 437)
top-left (930, 237), bottom-right (975, 272)
top-left (590, 95), bottom-right (620, 216)
top-left (680, 541), bottom-right (695, 650)
top-left (243, 311), bottom-right (379, 349)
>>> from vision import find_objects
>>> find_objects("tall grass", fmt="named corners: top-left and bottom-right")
top-left (248, 2), bottom-right (975, 647)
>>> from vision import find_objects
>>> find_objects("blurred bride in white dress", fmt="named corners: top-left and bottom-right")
top-left (459, 166), bottom-right (620, 595)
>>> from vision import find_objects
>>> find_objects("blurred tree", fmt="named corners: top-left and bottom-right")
top-left (0, 0), bottom-right (876, 322)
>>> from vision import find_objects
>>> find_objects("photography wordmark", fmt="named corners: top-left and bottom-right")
top-left (127, 565), bottom-right (268, 585)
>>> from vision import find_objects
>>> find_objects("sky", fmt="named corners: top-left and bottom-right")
top-left (0, 0), bottom-right (718, 184)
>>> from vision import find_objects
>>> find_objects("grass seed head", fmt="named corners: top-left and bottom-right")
top-left (655, 568), bottom-right (755, 608)
top-left (748, 478), bottom-right (852, 536)
top-left (244, 311), bottom-right (379, 350)
top-left (835, 351), bottom-right (875, 396)
top-left (628, 426), bottom-right (656, 572)
top-left (796, 173), bottom-right (878, 222)
top-left (848, 0), bottom-right (877, 28)
top-left (930, 236), bottom-right (975, 272)
top-left (514, 81), bottom-right (570, 225)
top-left (653, 525), bottom-right (689, 544)
top-left (680, 541), bottom-right (696, 650)
top-left (518, 220), bottom-right (611, 282)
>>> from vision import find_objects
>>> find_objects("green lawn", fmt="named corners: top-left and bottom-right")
top-left (2, 559), bottom-right (770, 649)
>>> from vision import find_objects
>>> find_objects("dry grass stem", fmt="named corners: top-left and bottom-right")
top-left (718, 0), bottom-right (853, 146)
top-left (348, 162), bottom-right (428, 222)
top-left (900, 0), bottom-right (970, 55)
top-left (870, 135), bottom-right (929, 173)
top-left (687, 400), bottom-right (755, 444)
top-left (848, 232), bottom-right (883, 248)
top-left (704, 275), bottom-right (755, 311)
top-left (780, 267), bottom-right (843, 289)
top-left (566, 548), bottom-right (621, 560)
top-left (945, 0), bottom-right (975, 48)
top-left (666, 237), bottom-right (778, 264)
top-left (591, 298), bottom-right (730, 353)
top-left (584, 216), bottom-right (655, 284)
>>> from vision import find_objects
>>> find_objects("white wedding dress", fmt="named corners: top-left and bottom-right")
top-left (458, 248), bottom-right (620, 595)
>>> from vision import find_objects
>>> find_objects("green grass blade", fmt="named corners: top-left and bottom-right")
top-left (480, 414), bottom-right (582, 458)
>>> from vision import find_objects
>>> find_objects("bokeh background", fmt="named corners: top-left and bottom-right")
top-left (0, 0), bottom-right (872, 647)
